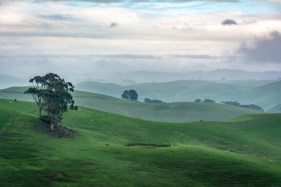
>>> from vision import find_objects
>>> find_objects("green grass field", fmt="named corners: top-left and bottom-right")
top-left (0, 87), bottom-right (262, 123)
top-left (1, 99), bottom-right (281, 186)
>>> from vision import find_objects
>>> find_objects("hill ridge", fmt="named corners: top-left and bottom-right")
top-left (0, 87), bottom-right (262, 122)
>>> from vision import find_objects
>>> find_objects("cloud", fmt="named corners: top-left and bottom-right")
top-left (36, 0), bottom-right (240, 3)
top-left (110, 22), bottom-right (118, 28)
top-left (171, 54), bottom-right (219, 59)
top-left (1, 0), bottom-right (281, 76)
top-left (221, 19), bottom-right (237, 25)
top-left (38, 14), bottom-right (74, 21)
top-left (268, 0), bottom-right (281, 4)
top-left (238, 31), bottom-right (281, 63)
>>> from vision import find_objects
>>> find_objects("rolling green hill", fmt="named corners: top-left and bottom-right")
top-left (0, 87), bottom-right (262, 122)
top-left (76, 80), bottom-right (279, 110)
top-left (0, 99), bottom-right (281, 186)
top-left (244, 81), bottom-right (281, 110)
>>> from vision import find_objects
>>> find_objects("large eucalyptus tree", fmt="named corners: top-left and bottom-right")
top-left (25, 73), bottom-right (77, 130)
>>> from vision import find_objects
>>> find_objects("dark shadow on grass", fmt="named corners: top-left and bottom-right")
top-left (33, 116), bottom-right (78, 138)
top-left (125, 143), bottom-right (171, 148)
top-left (33, 120), bottom-right (77, 138)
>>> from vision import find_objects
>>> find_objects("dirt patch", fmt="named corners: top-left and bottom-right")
top-left (52, 172), bottom-right (66, 180)
top-left (125, 143), bottom-right (171, 148)
top-left (33, 123), bottom-right (77, 138)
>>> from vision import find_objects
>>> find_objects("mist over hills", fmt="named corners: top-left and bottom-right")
top-left (269, 104), bottom-right (281, 113)
top-left (112, 70), bottom-right (281, 84)
top-left (0, 75), bottom-right (26, 89)
top-left (76, 80), bottom-right (281, 111)
top-left (1, 70), bottom-right (281, 88)
top-left (1, 71), bottom-right (280, 111)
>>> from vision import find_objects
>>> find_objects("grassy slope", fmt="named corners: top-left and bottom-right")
top-left (244, 81), bottom-right (281, 110)
top-left (0, 99), bottom-right (281, 187)
top-left (76, 80), bottom-right (280, 110)
top-left (0, 87), bottom-right (262, 122)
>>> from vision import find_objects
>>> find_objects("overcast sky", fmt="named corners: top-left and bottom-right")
top-left (0, 0), bottom-right (281, 79)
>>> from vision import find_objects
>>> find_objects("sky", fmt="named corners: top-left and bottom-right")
top-left (0, 0), bottom-right (281, 80)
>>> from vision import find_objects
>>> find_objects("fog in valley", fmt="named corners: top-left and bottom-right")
top-left (1, 0), bottom-right (281, 87)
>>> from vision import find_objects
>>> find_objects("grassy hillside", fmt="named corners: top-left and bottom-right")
top-left (0, 99), bottom-right (281, 186)
top-left (0, 87), bottom-right (262, 122)
top-left (76, 80), bottom-right (279, 110)
top-left (243, 81), bottom-right (281, 110)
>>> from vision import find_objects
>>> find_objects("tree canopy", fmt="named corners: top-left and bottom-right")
top-left (25, 73), bottom-right (77, 130)
top-left (121, 90), bottom-right (130, 100)
top-left (121, 89), bottom-right (138, 101)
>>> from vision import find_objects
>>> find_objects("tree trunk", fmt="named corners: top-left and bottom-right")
top-left (39, 108), bottom-right (42, 118)
top-left (50, 115), bottom-right (56, 130)
top-left (50, 123), bottom-right (55, 130)
top-left (50, 116), bottom-right (59, 130)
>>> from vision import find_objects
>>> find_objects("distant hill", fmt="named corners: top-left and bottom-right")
top-left (76, 80), bottom-right (243, 102)
top-left (0, 87), bottom-right (262, 122)
top-left (111, 70), bottom-right (281, 82)
top-left (242, 81), bottom-right (281, 110)
top-left (0, 74), bottom-right (26, 89)
top-left (269, 104), bottom-right (281, 113)
top-left (76, 80), bottom-right (280, 110)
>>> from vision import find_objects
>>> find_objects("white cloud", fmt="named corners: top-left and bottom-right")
top-left (0, 0), bottom-right (281, 77)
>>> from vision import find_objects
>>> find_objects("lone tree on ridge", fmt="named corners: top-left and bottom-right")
top-left (121, 90), bottom-right (130, 99)
top-left (121, 89), bottom-right (138, 101)
top-left (25, 73), bottom-right (78, 130)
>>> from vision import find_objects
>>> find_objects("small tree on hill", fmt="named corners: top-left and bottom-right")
top-left (203, 99), bottom-right (215, 103)
top-left (128, 90), bottom-right (138, 101)
top-left (25, 73), bottom-right (78, 130)
top-left (121, 90), bottom-right (129, 99)
top-left (195, 99), bottom-right (201, 103)
top-left (121, 89), bottom-right (138, 101)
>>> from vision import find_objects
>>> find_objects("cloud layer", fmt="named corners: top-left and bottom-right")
top-left (238, 31), bottom-right (281, 63)
top-left (0, 0), bottom-right (281, 79)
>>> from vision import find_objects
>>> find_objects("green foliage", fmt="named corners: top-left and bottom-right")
top-left (128, 90), bottom-right (138, 101)
top-left (121, 90), bottom-right (129, 99)
top-left (121, 89), bottom-right (138, 101)
top-left (195, 99), bottom-right (201, 103)
top-left (24, 73), bottom-right (77, 129)
top-left (144, 98), bottom-right (163, 103)
top-left (223, 101), bottom-right (264, 111)
top-left (203, 99), bottom-right (216, 103)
